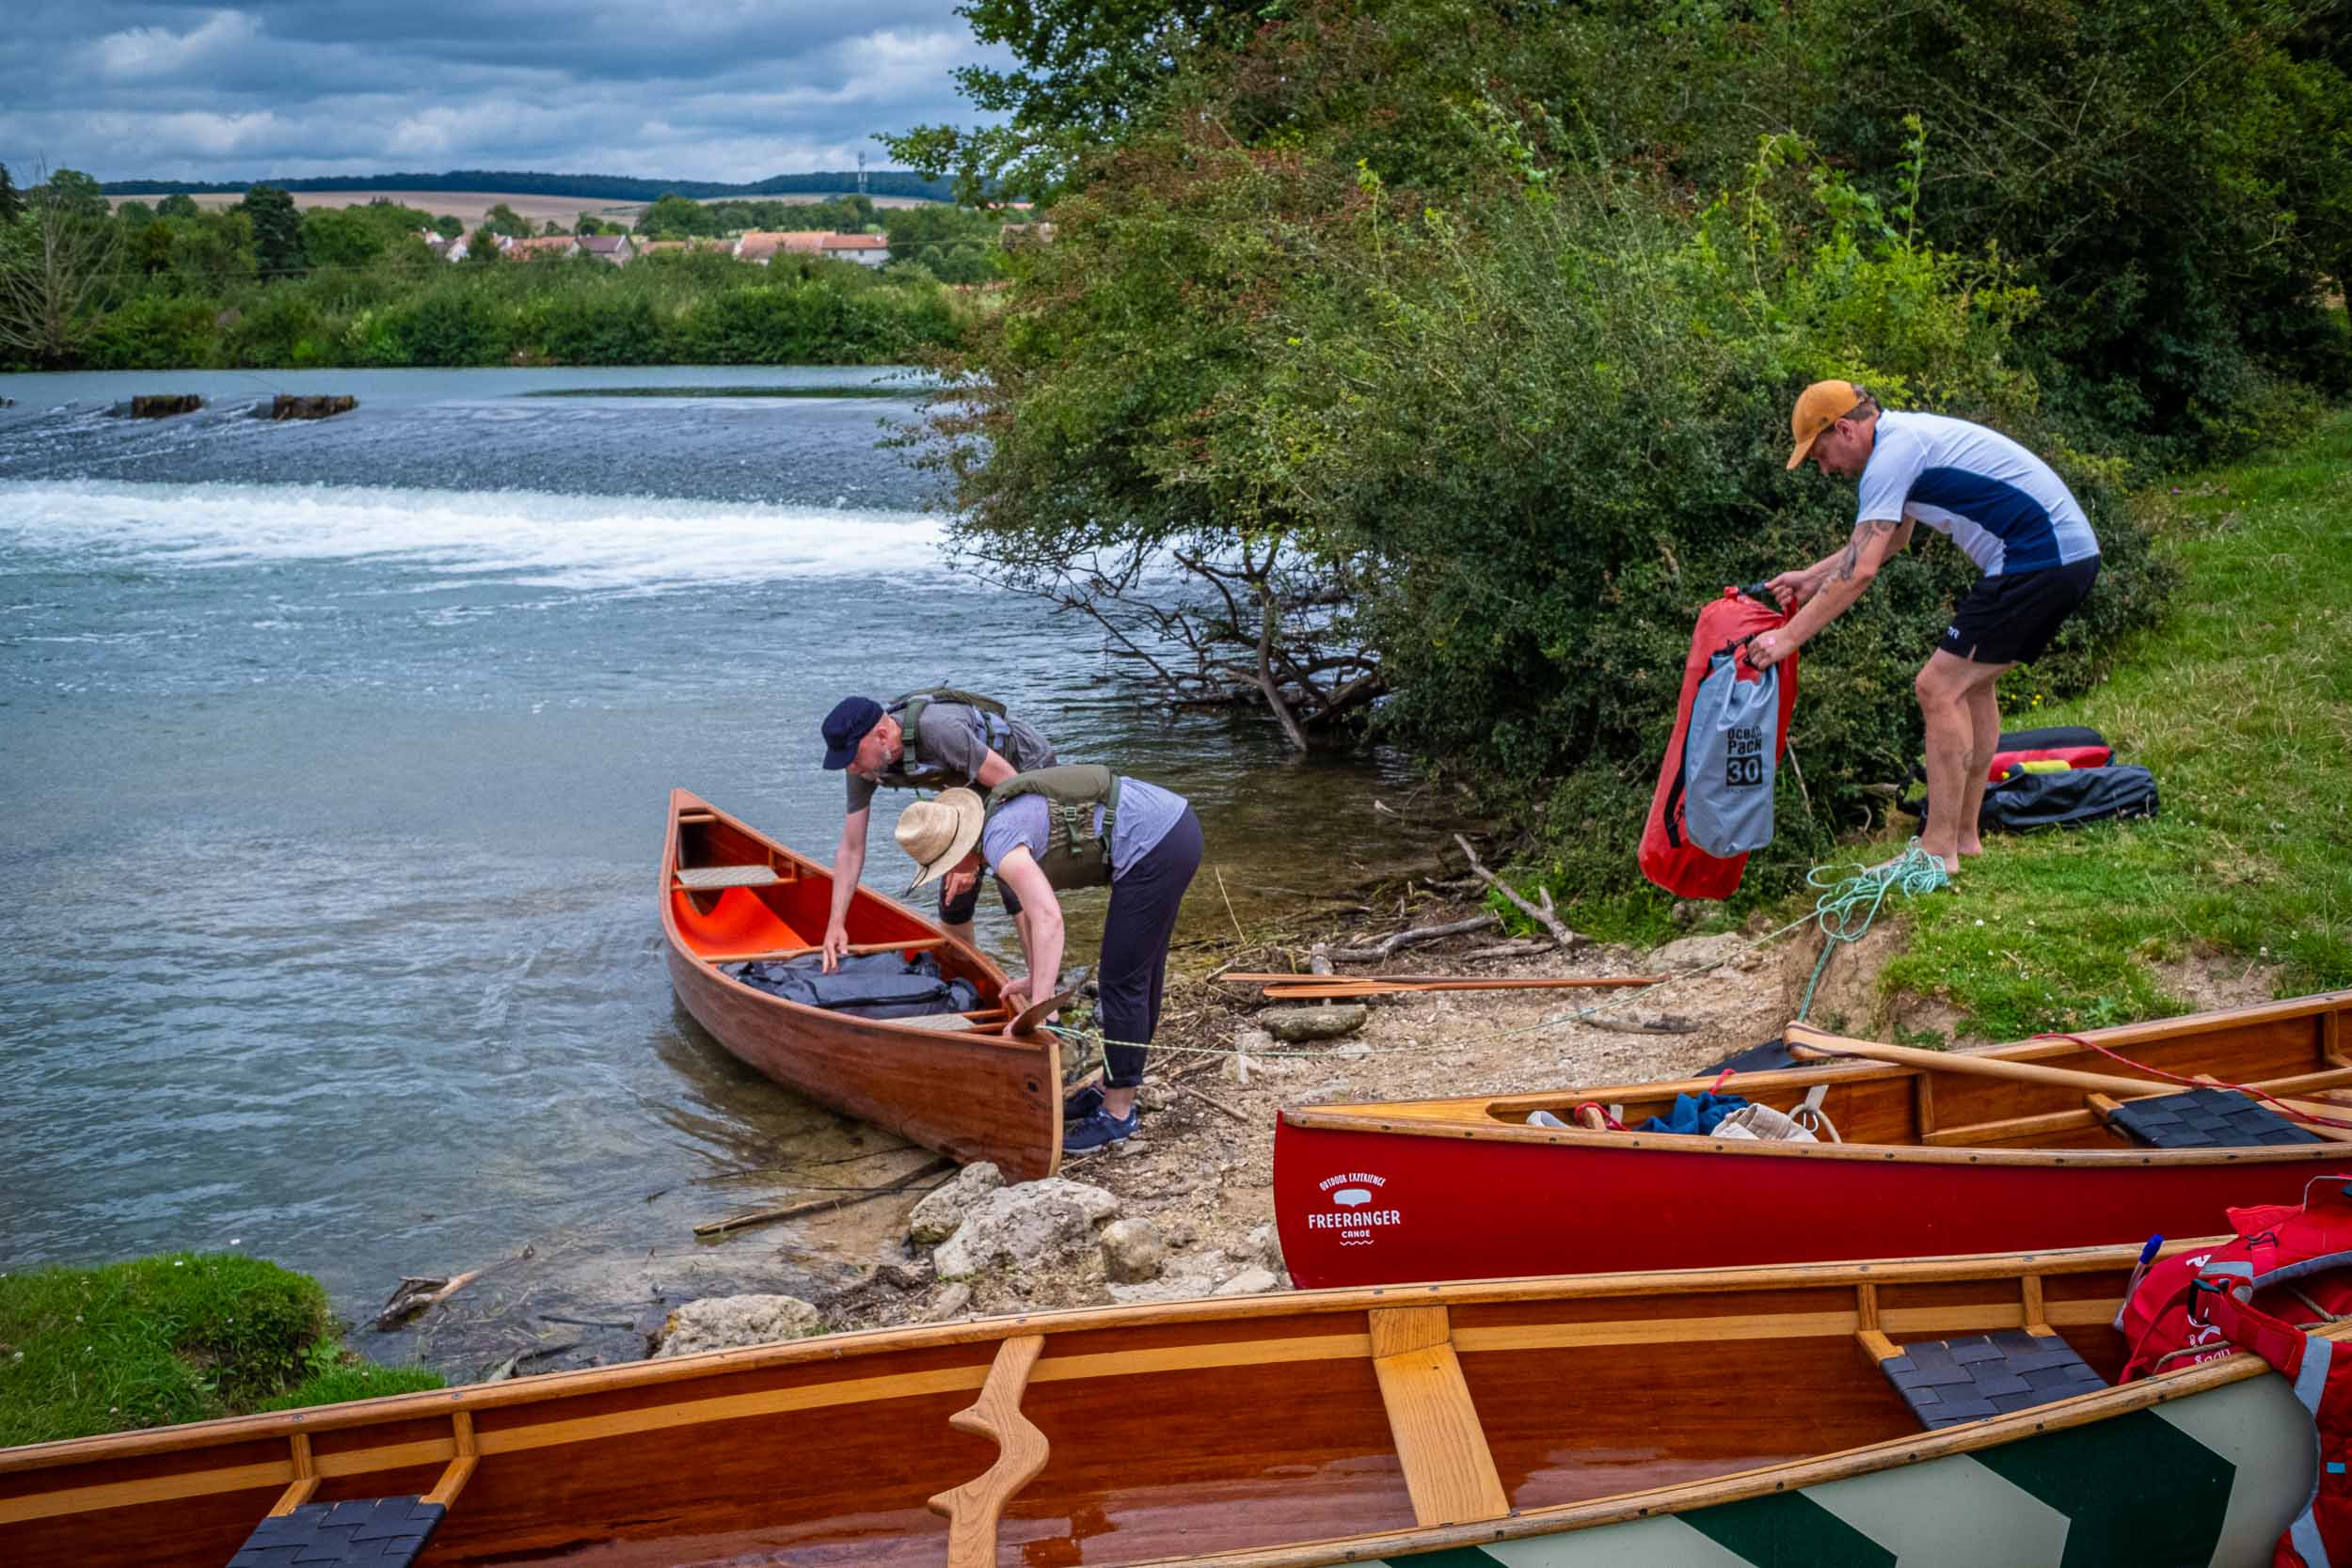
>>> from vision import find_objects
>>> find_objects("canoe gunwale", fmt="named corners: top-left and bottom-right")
top-left (0, 1237), bottom-right (2226, 1477)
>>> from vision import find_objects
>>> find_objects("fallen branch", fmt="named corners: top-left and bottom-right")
top-left (1326, 913), bottom-right (1498, 962)
top-left (1454, 834), bottom-right (1584, 950)
top-left (374, 1269), bottom-right (483, 1331)
top-left (1259, 974), bottom-right (1665, 1000)
top-left (693, 1156), bottom-right (954, 1239)
top-left (1573, 1014), bottom-right (1700, 1036)
top-left (1171, 1079), bottom-right (1251, 1124)
top-left (1455, 940), bottom-right (1558, 961)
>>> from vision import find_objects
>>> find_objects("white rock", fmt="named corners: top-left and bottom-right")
top-left (1100, 1218), bottom-right (1166, 1283)
top-left (651, 1293), bottom-right (820, 1358)
top-left (934, 1178), bottom-right (1120, 1278)
top-left (1213, 1267), bottom-right (1280, 1297)
top-left (909, 1162), bottom-right (1005, 1247)
top-left (1247, 1223), bottom-right (1285, 1272)
top-left (1262, 1006), bottom-right (1370, 1043)
top-left (1651, 933), bottom-right (1748, 973)
top-left (926, 1282), bottom-right (973, 1322)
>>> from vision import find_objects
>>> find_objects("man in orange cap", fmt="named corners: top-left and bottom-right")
top-left (1748, 381), bottom-right (2100, 874)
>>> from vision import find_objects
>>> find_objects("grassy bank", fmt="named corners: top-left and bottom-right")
top-left (0, 1253), bottom-right (442, 1448)
top-left (1868, 410), bottom-right (2352, 1037)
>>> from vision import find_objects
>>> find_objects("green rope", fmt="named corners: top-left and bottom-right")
top-left (1793, 838), bottom-right (1951, 1022)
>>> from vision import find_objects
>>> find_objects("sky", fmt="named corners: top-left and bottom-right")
top-left (0, 0), bottom-right (1008, 184)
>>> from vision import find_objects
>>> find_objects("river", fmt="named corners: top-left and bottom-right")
top-left (0, 366), bottom-right (1459, 1373)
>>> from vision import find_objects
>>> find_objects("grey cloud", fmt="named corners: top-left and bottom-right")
top-left (0, 0), bottom-right (1007, 183)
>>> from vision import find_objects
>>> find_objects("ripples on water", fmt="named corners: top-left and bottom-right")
top-left (0, 367), bottom-right (1448, 1373)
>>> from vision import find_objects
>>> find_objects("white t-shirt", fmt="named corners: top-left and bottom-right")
top-left (1855, 411), bottom-right (2099, 578)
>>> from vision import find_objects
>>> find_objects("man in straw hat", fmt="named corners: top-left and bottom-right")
top-left (896, 765), bottom-right (1202, 1154)
top-left (818, 690), bottom-right (1056, 970)
top-left (1748, 381), bottom-right (2100, 874)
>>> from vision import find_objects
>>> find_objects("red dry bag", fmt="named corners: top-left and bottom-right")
top-left (1639, 587), bottom-right (1799, 899)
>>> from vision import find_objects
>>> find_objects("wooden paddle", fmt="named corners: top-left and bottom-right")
top-left (1784, 1024), bottom-right (2352, 1135)
top-left (1003, 990), bottom-right (1074, 1037)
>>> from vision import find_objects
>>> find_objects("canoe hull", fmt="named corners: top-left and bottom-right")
top-left (1274, 1114), bottom-right (2336, 1289)
top-left (663, 789), bottom-right (1061, 1180)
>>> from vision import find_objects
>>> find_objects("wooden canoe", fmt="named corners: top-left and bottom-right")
top-left (0, 1241), bottom-right (2319, 1566)
top-left (1276, 989), bottom-right (2352, 1290)
top-left (662, 788), bottom-right (1060, 1180)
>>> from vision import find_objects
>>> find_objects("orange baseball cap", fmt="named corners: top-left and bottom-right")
top-left (1787, 379), bottom-right (1866, 469)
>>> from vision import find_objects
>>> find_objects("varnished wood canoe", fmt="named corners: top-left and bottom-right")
top-left (1276, 989), bottom-right (2352, 1290)
top-left (0, 1241), bottom-right (2318, 1566)
top-left (663, 788), bottom-right (1061, 1180)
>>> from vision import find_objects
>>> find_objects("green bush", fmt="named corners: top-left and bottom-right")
top-left (85, 293), bottom-right (221, 368)
top-left (0, 1252), bottom-right (441, 1447)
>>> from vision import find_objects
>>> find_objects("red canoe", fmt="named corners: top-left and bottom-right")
top-left (1276, 990), bottom-right (2352, 1289)
top-left (664, 788), bottom-right (1062, 1180)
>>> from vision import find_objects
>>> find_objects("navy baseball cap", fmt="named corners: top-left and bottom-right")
top-left (820, 697), bottom-right (884, 769)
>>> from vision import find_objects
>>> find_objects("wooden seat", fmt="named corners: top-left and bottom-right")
top-left (228, 1497), bottom-right (444, 1567)
top-left (1873, 1331), bottom-right (2106, 1431)
top-left (675, 864), bottom-right (784, 892)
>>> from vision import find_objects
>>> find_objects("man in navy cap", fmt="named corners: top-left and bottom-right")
top-left (818, 690), bottom-right (1057, 969)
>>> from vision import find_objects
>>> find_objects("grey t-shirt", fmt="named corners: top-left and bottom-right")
top-left (979, 777), bottom-right (1190, 883)
top-left (845, 703), bottom-right (1055, 814)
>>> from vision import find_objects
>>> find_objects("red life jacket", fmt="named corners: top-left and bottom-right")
top-left (1638, 587), bottom-right (1798, 900)
top-left (2120, 1176), bottom-right (2352, 1568)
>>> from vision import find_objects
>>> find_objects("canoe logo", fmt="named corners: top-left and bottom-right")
top-left (1310, 1171), bottom-right (1403, 1245)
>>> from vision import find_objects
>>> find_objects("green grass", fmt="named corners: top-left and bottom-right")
top-left (1874, 409), bottom-right (2352, 1037)
top-left (0, 1253), bottom-right (442, 1447)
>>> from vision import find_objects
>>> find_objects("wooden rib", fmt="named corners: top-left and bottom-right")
top-left (928, 1335), bottom-right (1048, 1568)
top-left (1367, 1307), bottom-right (1508, 1528)
top-left (263, 1432), bottom-right (316, 1518)
top-left (1855, 1282), bottom-right (1881, 1333)
top-left (2022, 1274), bottom-right (2050, 1335)
top-left (1913, 1073), bottom-right (1934, 1139)
top-left (421, 1411), bottom-right (477, 1509)
top-left (1920, 1105), bottom-right (2101, 1146)
top-left (1855, 1327), bottom-right (1901, 1366)
top-left (700, 938), bottom-right (947, 963)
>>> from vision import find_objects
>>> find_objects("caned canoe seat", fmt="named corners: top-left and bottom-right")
top-left (2100, 1085), bottom-right (2324, 1148)
top-left (1877, 1330), bottom-right (2106, 1431)
top-left (675, 864), bottom-right (784, 892)
top-left (227, 1497), bottom-right (443, 1567)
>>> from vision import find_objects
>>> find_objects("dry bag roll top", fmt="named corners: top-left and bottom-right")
top-left (1640, 587), bottom-right (1799, 900)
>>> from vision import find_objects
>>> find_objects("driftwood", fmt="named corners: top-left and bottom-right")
top-left (1572, 1014), bottom-right (1698, 1037)
top-left (1171, 1079), bottom-right (1251, 1124)
top-left (374, 1269), bottom-right (482, 1331)
top-left (1326, 913), bottom-right (1498, 962)
top-left (1454, 835), bottom-right (1584, 950)
top-left (693, 1156), bottom-right (954, 1239)
top-left (1258, 974), bottom-right (1664, 1001)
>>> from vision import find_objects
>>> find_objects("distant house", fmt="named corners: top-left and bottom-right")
top-left (819, 233), bottom-right (892, 268)
top-left (733, 230), bottom-right (830, 265)
top-left (577, 234), bottom-right (634, 265)
top-left (508, 235), bottom-right (580, 261)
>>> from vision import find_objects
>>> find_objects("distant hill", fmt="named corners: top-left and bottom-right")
top-left (98, 168), bottom-right (957, 202)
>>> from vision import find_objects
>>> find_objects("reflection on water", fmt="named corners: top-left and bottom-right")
top-left (0, 366), bottom-right (1467, 1373)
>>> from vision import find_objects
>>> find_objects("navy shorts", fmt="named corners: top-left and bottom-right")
top-left (1939, 557), bottom-right (2100, 666)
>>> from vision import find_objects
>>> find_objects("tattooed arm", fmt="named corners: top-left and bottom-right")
top-left (1748, 518), bottom-right (1908, 668)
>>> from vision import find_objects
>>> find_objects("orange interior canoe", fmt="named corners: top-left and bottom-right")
top-left (662, 788), bottom-right (1060, 1180)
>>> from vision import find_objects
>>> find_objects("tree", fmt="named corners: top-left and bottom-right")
top-left (0, 165), bottom-right (24, 224)
top-left (432, 214), bottom-right (463, 239)
top-left (156, 193), bottom-right (199, 219)
top-left (463, 225), bottom-right (501, 264)
top-left (480, 203), bottom-right (532, 238)
top-left (635, 193), bottom-right (715, 238)
top-left (115, 199), bottom-right (156, 229)
top-left (0, 162), bottom-right (120, 363)
top-left (237, 185), bottom-right (305, 277)
top-left (299, 207), bottom-right (386, 271)
top-left (882, 0), bottom-right (1265, 201)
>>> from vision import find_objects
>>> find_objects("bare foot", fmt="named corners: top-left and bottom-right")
top-left (1957, 836), bottom-right (1986, 858)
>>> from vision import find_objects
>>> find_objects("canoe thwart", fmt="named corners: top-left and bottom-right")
top-left (1875, 1329), bottom-right (2106, 1432)
top-left (675, 864), bottom-right (785, 891)
top-left (708, 938), bottom-right (950, 964)
top-left (1367, 1306), bottom-right (1510, 1528)
top-left (227, 1496), bottom-right (445, 1567)
top-left (929, 1334), bottom-right (1049, 1568)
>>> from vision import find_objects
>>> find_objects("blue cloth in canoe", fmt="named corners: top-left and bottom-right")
top-left (723, 950), bottom-right (979, 1020)
top-left (1641, 1091), bottom-right (1750, 1134)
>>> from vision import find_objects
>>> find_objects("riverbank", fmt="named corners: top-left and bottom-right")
top-left (0, 1254), bottom-right (441, 1447)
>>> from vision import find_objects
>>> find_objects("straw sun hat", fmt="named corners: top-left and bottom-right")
top-left (894, 788), bottom-right (986, 887)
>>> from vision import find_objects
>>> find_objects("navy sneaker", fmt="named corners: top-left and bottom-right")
top-left (1063, 1082), bottom-right (1104, 1120)
top-left (1062, 1104), bottom-right (1139, 1154)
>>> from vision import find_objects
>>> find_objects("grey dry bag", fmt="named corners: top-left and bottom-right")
top-left (1680, 653), bottom-right (1780, 859)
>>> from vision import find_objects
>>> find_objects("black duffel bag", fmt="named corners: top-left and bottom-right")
top-left (1976, 764), bottom-right (2159, 832)
top-left (723, 950), bottom-right (980, 1020)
